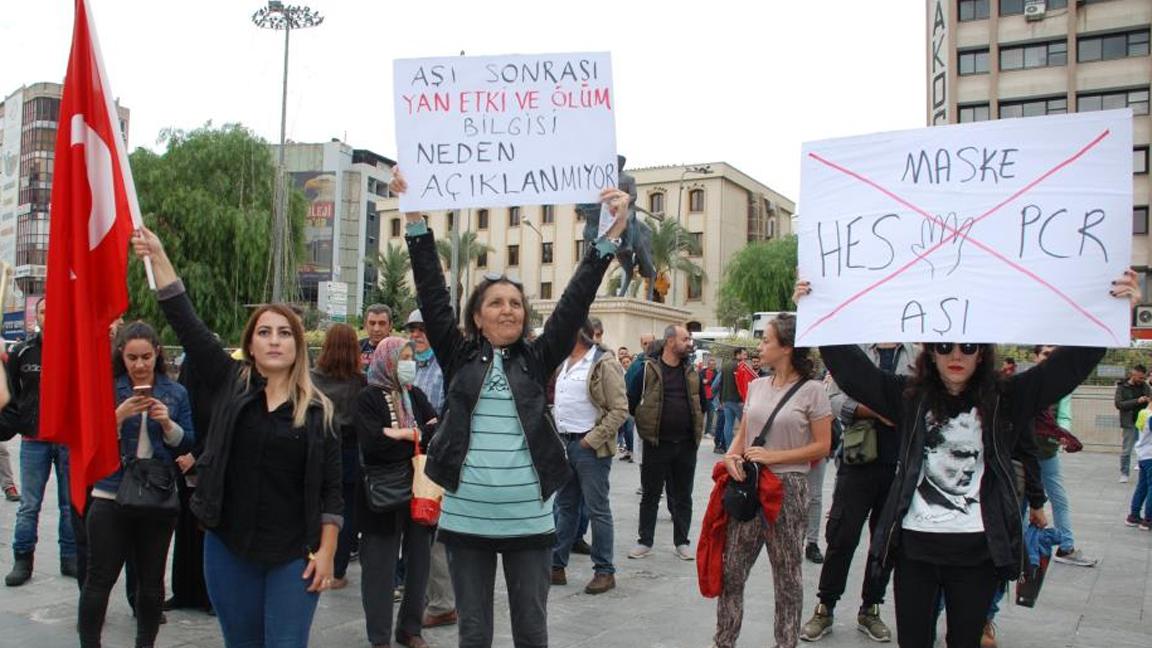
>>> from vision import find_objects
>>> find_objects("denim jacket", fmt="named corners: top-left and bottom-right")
top-left (93, 373), bottom-right (195, 494)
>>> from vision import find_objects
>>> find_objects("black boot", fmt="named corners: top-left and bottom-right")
top-left (5, 552), bottom-right (33, 586)
top-left (60, 556), bottom-right (78, 578)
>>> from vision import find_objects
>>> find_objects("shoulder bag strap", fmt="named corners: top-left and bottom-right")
top-left (750, 379), bottom-right (808, 448)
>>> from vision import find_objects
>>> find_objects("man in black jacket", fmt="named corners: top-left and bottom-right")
top-left (4, 298), bottom-right (77, 586)
top-left (1114, 364), bottom-right (1149, 483)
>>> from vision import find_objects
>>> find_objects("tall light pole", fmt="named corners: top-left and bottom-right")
top-left (673, 164), bottom-right (713, 306)
top-left (522, 218), bottom-right (544, 298)
top-left (252, 1), bottom-right (323, 303)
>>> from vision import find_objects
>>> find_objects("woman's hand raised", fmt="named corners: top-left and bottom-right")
top-left (1111, 268), bottom-right (1142, 308)
top-left (388, 168), bottom-right (425, 225)
top-left (598, 187), bottom-right (630, 240)
top-left (792, 279), bottom-right (811, 305)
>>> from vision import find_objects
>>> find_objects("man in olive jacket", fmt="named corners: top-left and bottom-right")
top-left (1114, 364), bottom-right (1151, 482)
top-left (626, 324), bottom-right (704, 561)
top-left (551, 319), bottom-right (629, 594)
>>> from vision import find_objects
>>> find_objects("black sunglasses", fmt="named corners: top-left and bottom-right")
top-left (482, 272), bottom-right (523, 287)
top-left (930, 343), bottom-right (981, 356)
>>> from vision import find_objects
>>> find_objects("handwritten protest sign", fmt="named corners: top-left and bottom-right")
top-left (393, 52), bottom-right (616, 212)
top-left (796, 110), bottom-right (1133, 347)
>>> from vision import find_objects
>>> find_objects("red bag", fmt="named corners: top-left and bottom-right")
top-left (410, 428), bottom-right (443, 526)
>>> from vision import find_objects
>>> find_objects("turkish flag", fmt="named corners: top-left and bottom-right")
top-left (40, 0), bottom-right (143, 510)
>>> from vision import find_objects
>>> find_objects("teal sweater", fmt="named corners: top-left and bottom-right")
top-left (439, 353), bottom-right (554, 540)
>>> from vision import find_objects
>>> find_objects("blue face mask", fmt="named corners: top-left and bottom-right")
top-left (397, 360), bottom-right (417, 386)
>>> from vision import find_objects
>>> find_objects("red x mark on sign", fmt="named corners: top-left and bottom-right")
top-left (800, 129), bottom-right (1118, 344)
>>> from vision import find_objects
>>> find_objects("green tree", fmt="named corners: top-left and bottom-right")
top-left (719, 235), bottom-right (798, 315)
top-left (369, 243), bottom-right (416, 319)
top-left (646, 215), bottom-right (705, 300)
top-left (125, 124), bottom-right (305, 344)
top-left (435, 230), bottom-right (493, 270)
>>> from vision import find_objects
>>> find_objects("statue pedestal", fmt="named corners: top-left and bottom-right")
top-left (533, 296), bottom-right (691, 353)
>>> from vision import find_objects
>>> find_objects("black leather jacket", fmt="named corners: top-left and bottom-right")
top-left (405, 227), bottom-right (613, 500)
top-left (820, 344), bottom-right (1102, 580)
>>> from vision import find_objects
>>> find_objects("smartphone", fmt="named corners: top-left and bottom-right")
top-left (133, 385), bottom-right (153, 400)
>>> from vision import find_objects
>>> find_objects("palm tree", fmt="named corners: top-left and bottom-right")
top-left (368, 242), bottom-right (416, 319)
top-left (435, 231), bottom-right (494, 306)
top-left (645, 215), bottom-right (706, 302)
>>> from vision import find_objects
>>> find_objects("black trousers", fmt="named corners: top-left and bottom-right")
top-left (78, 498), bottom-right (176, 648)
top-left (360, 510), bottom-right (432, 645)
top-left (638, 438), bottom-right (697, 547)
top-left (446, 543), bottom-right (551, 648)
top-left (817, 461), bottom-right (896, 610)
top-left (893, 555), bottom-right (999, 648)
top-left (169, 479), bottom-right (209, 610)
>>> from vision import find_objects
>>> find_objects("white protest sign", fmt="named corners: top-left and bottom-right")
top-left (796, 110), bottom-right (1133, 347)
top-left (393, 52), bottom-right (617, 212)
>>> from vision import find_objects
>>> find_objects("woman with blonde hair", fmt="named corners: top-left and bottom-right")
top-left (132, 228), bottom-right (342, 648)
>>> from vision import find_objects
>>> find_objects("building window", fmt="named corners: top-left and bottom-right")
top-left (1136, 146), bottom-right (1150, 175)
top-left (507, 244), bottom-right (520, 266)
top-left (447, 211), bottom-right (455, 231)
top-left (999, 96), bottom-right (1067, 119)
top-left (21, 96), bottom-right (60, 123)
top-left (540, 282), bottom-right (553, 300)
top-left (477, 208), bottom-right (489, 229)
top-left (509, 206), bottom-right (521, 227)
top-left (959, 49), bottom-right (990, 75)
top-left (541, 205), bottom-right (555, 224)
top-left (390, 218), bottom-right (401, 237)
top-left (1000, 40), bottom-right (1067, 71)
top-left (1078, 29), bottom-right (1150, 63)
top-left (959, 103), bottom-right (991, 123)
top-left (958, 0), bottom-right (989, 22)
top-left (687, 275), bottom-right (703, 301)
top-left (1135, 206), bottom-right (1149, 236)
top-left (541, 242), bottom-right (554, 264)
top-left (574, 239), bottom-right (589, 258)
top-left (1000, 0), bottom-right (1068, 14)
top-left (649, 192), bottom-right (665, 215)
top-left (688, 189), bottom-right (705, 212)
top-left (767, 219), bottom-right (776, 239)
top-left (688, 232), bottom-right (703, 256)
top-left (477, 251), bottom-right (488, 268)
top-left (1077, 88), bottom-right (1150, 115)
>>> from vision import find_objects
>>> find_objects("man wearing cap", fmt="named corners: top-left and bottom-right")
top-left (407, 309), bottom-right (455, 628)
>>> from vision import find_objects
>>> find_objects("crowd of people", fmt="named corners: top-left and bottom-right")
top-left (0, 169), bottom-right (1144, 648)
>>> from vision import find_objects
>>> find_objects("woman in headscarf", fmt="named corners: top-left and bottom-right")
top-left (356, 336), bottom-right (439, 648)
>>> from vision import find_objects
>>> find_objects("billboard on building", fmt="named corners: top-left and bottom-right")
top-left (292, 171), bottom-right (336, 294)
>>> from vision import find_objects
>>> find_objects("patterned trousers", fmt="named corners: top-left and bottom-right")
top-left (713, 472), bottom-right (808, 648)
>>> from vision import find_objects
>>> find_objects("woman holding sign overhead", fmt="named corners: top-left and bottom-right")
top-left (389, 168), bottom-right (628, 648)
top-left (793, 270), bottom-right (1139, 648)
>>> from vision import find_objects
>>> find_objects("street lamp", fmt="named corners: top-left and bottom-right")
top-left (673, 164), bottom-right (713, 305)
top-left (521, 218), bottom-right (544, 298)
top-left (252, 2), bottom-right (324, 303)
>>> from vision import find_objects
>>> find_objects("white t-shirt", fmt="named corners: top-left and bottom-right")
top-left (902, 407), bottom-right (986, 533)
top-left (554, 348), bottom-right (599, 434)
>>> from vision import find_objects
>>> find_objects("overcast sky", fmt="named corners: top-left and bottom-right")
top-left (1, 0), bottom-right (927, 202)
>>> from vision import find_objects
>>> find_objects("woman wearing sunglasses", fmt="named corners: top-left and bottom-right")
top-left (794, 270), bottom-right (1140, 648)
top-left (388, 169), bottom-right (629, 648)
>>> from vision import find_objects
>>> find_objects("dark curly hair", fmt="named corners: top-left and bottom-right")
top-left (905, 344), bottom-right (1001, 423)
top-left (766, 314), bottom-right (815, 380)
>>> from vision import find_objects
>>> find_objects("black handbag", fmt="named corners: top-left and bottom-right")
top-left (722, 380), bottom-right (807, 522)
top-left (361, 449), bottom-right (414, 513)
top-left (116, 457), bottom-right (180, 516)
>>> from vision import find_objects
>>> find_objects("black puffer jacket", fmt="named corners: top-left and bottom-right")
top-left (405, 227), bottom-right (613, 500)
top-left (820, 344), bottom-right (1102, 581)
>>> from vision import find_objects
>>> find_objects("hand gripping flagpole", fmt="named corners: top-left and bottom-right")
top-left (135, 229), bottom-right (157, 290)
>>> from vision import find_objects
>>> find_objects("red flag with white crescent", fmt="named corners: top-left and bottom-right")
top-left (41, 0), bottom-right (143, 510)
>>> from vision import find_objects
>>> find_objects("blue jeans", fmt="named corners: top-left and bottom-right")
top-left (617, 418), bottom-right (635, 454)
top-left (13, 440), bottom-right (75, 558)
top-left (552, 436), bottom-right (614, 574)
top-left (1039, 455), bottom-right (1075, 552)
top-left (717, 402), bottom-right (743, 453)
top-left (203, 532), bottom-right (319, 648)
top-left (1130, 459), bottom-right (1152, 520)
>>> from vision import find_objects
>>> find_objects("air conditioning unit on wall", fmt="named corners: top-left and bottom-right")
top-left (1136, 305), bottom-right (1152, 328)
top-left (1024, 0), bottom-right (1047, 21)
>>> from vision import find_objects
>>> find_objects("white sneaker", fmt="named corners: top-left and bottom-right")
top-left (675, 544), bottom-right (695, 561)
top-left (628, 543), bottom-right (652, 559)
top-left (1120, 475), bottom-right (1130, 483)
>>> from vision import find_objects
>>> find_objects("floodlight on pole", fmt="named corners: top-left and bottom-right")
top-left (252, 2), bottom-right (324, 303)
